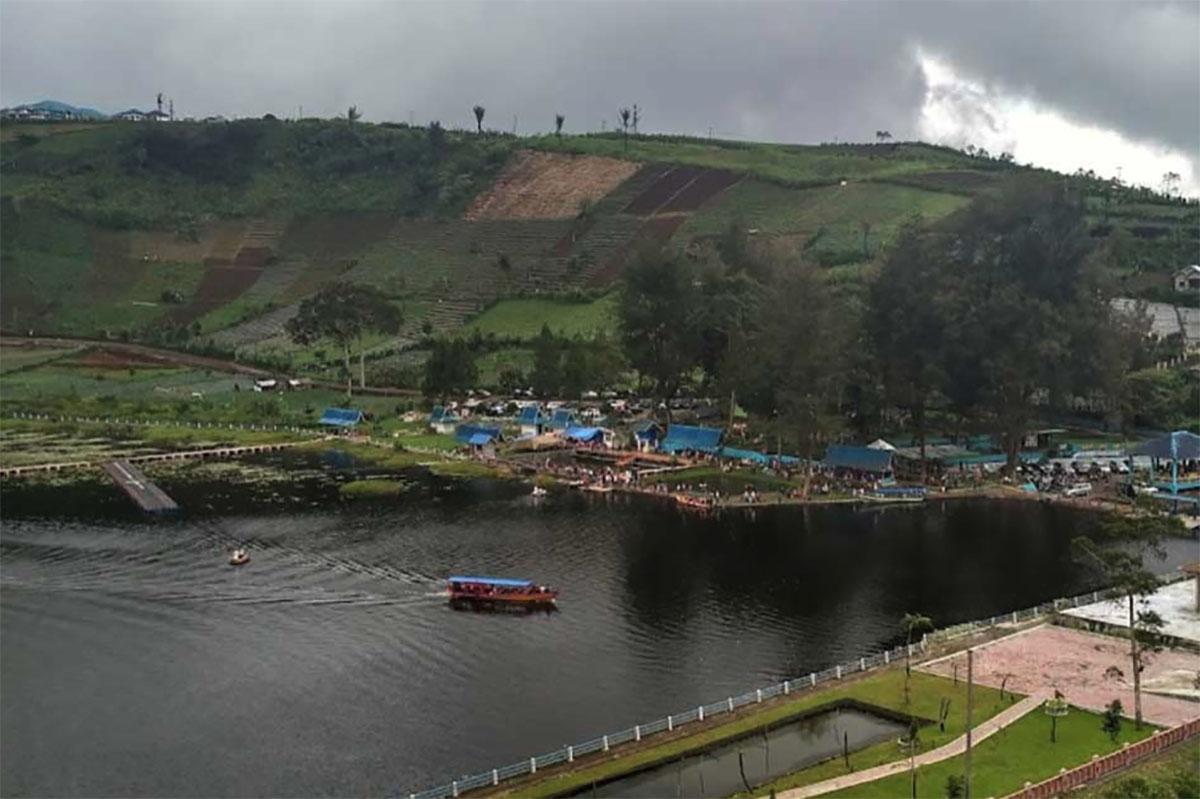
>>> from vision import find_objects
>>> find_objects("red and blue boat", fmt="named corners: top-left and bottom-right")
top-left (447, 576), bottom-right (558, 605)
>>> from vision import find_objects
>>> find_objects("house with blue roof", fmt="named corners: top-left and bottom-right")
top-left (546, 408), bottom-right (578, 431)
top-left (319, 408), bottom-right (365, 427)
top-left (660, 424), bottom-right (723, 454)
top-left (454, 424), bottom-right (504, 458)
top-left (428, 405), bottom-right (459, 435)
top-left (632, 420), bottom-right (663, 452)
top-left (517, 404), bottom-right (545, 437)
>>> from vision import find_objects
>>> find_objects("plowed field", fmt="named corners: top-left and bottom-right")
top-left (464, 150), bottom-right (640, 220)
top-left (170, 265), bottom-right (263, 325)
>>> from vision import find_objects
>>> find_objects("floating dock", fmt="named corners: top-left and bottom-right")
top-left (101, 459), bottom-right (179, 514)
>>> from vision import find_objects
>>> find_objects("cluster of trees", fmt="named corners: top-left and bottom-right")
top-left (529, 324), bottom-right (624, 398)
top-left (617, 176), bottom-right (1156, 469)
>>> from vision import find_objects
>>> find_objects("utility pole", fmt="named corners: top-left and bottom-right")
top-left (965, 648), bottom-right (974, 799)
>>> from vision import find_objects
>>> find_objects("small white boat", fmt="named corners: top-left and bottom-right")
top-left (229, 549), bottom-right (250, 566)
top-left (531, 486), bottom-right (548, 497)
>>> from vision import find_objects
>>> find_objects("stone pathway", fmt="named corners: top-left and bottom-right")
top-left (777, 690), bottom-right (1050, 799)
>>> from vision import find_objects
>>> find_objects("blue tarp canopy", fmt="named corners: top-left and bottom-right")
top-left (319, 408), bottom-right (364, 426)
top-left (429, 406), bottom-right (457, 423)
top-left (824, 444), bottom-right (893, 473)
top-left (661, 424), bottom-right (724, 453)
top-left (467, 433), bottom-right (495, 446)
top-left (1130, 431), bottom-right (1200, 461)
top-left (565, 426), bottom-right (605, 443)
top-left (448, 576), bottom-right (533, 587)
top-left (875, 485), bottom-right (927, 497)
top-left (719, 446), bottom-right (772, 464)
top-left (517, 405), bottom-right (543, 424)
top-left (455, 424), bottom-right (502, 444)
top-left (547, 408), bottom-right (577, 429)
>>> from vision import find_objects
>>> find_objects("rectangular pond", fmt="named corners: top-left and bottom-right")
top-left (573, 705), bottom-right (906, 798)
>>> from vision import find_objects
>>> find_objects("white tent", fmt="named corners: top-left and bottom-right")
top-left (867, 439), bottom-right (896, 451)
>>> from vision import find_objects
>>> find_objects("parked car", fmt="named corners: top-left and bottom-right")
top-left (1062, 483), bottom-right (1093, 498)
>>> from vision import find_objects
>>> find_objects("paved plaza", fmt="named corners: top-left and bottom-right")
top-left (920, 624), bottom-right (1200, 726)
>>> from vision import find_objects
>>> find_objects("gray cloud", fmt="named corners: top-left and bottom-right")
top-left (1, 1), bottom-right (1196, 160)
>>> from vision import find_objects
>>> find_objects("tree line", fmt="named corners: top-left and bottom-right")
top-left (613, 175), bottom-right (1173, 470)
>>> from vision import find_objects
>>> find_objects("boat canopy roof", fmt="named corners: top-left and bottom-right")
top-left (448, 576), bottom-right (534, 587)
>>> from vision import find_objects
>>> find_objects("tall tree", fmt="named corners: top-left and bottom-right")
top-left (347, 105), bottom-right (361, 125)
top-left (285, 282), bottom-right (401, 398)
top-left (941, 178), bottom-right (1104, 472)
top-left (531, 323), bottom-right (563, 398)
top-left (423, 337), bottom-right (478, 397)
top-left (1072, 499), bottom-right (1183, 729)
top-left (618, 107), bottom-right (632, 150)
top-left (900, 612), bottom-right (933, 704)
top-left (472, 105), bottom-right (485, 134)
top-left (555, 113), bottom-right (565, 140)
top-left (758, 263), bottom-right (850, 493)
top-left (618, 244), bottom-right (701, 408)
top-left (868, 219), bottom-right (952, 469)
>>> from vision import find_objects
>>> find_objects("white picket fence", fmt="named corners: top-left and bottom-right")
top-left (405, 581), bottom-right (1173, 799)
top-left (7, 411), bottom-right (316, 436)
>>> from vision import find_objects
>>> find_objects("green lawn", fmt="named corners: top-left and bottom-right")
top-left (679, 180), bottom-right (969, 265)
top-left (642, 465), bottom-right (800, 493)
top-left (825, 707), bottom-right (1155, 799)
top-left (461, 294), bottom-right (618, 340)
top-left (501, 670), bottom-right (1010, 799)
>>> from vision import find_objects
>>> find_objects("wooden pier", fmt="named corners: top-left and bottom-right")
top-left (102, 459), bottom-right (179, 513)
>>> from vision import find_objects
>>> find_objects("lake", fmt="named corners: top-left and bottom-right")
top-left (2, 460), bottom-right (1194, 797)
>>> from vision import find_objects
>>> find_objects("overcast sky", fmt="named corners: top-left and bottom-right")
top-left (2, 1), bottom-right (1197, 194)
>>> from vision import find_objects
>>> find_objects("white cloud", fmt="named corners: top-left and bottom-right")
top-left (916, 51), bottom-right (1198, 197)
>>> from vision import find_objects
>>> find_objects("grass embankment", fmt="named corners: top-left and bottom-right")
top-left (298, 438), bottom-right (431, 470)
top-left (824, 707), bottom-right (1155, 799)
top-left (490, 670), bottom-right (1009, 799)
top-left (339, 479), bottom-right (410, 498)
top-left (460, 294), bottom-right (618, 339)
top-left (1065, 740), bottom-right (1200, 798)
top-left (427, 460), bottom-right (508, 479)
top-left (642, 465), bottom-right (800, 493)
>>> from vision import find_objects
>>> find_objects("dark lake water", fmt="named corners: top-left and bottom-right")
top-left (2, 458), bottom-right (1196, 797)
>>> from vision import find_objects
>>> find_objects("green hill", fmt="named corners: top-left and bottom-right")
top-left (2, 119), bottom-right (1195, 389)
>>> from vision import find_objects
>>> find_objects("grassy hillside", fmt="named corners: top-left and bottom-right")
top-left (2, 119), bottom-right (1194, 373)
top-left (530, 133), bottom-right (992, 186)
top-left (460, 294), bottom-right (617, 339)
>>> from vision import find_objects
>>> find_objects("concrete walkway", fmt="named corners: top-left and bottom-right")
top-left (777, 690), bottom-right (1050, 799)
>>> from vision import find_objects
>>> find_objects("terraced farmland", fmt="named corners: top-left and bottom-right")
top-left (464, 150), bottom-right (640, 220)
